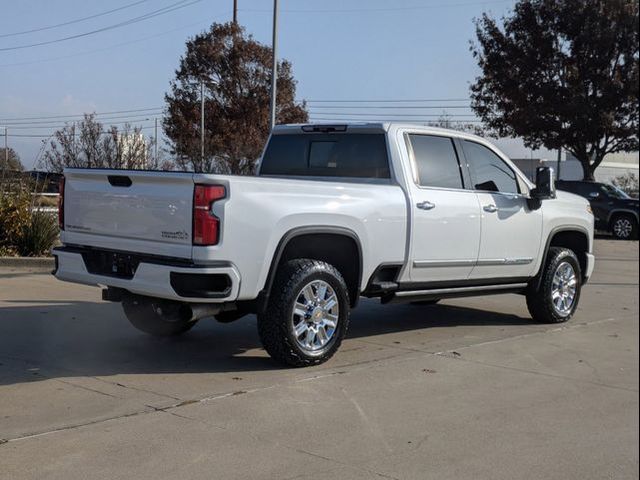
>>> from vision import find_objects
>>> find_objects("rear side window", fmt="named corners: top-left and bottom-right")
top-left (462, 140), bottom-right (519, 193)
top-left (260, 133), bottom-right (390, 179)
top-left (408, 134), bottom-right (464, 189)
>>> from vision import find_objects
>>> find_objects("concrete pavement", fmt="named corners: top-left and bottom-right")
top-left (0, 239), bottom-right (637, 479)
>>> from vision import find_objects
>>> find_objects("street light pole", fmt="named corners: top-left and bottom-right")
top-left (269, 0), bottom-right (279, 131)
top-left (154, 118), bottom-right (158, 164)
top-left (556, 148), bottom-right (562, 181)
top-left (201, 78), bottom-right (205, 164)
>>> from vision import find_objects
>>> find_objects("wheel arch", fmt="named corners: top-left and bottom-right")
top-left (608, 209), bottom-right (639, 227)
top-left (535, 226), bottom-right (591, 289)
top-left (258, 226), bottom-right (363, 311)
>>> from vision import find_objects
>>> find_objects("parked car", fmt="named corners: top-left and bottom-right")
top-left (557, 180), bottom-right (639, 240)
top-left (53, 123), bottom-right (595, 367)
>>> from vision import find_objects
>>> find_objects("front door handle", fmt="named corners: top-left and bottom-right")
top-left (417, 200), bottom-right (435, 210)
top-left (483, 204), bottom-right (498, 213)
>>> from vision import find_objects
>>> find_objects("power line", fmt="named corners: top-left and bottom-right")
top-left (5, 117), bottom-right (164, 130)
top-left (0, 0), bottom-right (202, 52)
top-left (309, 117), bottom-right (484, 123)
top-left (3, 113), bottom-right (164, 126)
top-left (0, 17), bottom-right (224, 68)
top-left (0, 107), bottom-right (164, 122)
top-left (0, 0), bottom-right (153, 39)
top-left (309, 105), bottom-right (472, 109)
top-left (240, 0), bottom-right (511, 14)
top-left (7, 125), bottom-right (157, 138)
top-left (305, 98), bottom-right (469, 103)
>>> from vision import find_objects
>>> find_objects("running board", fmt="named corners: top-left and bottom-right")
top-left (382, 283), bottom-right (528, 304)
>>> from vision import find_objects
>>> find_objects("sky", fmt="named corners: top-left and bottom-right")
top-left (0, 0), bottom-right (556, 169)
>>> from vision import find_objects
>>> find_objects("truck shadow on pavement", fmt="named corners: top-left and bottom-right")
top-left (0, 298), bottom-right (532, 386)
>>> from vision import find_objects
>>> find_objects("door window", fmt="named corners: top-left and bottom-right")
top-left (408, 134), bottom-right (464, 189)
top-left (462, 140), bottom-right (519, 193)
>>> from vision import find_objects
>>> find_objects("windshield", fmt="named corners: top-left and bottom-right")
top-left (600, 184), bottom-right (630, 199)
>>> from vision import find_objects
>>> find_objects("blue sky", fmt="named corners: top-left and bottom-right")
top-left (1, 0), bottom-right (551, 169)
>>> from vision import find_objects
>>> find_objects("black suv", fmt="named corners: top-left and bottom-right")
top-left (557, 181), bottom-right (639, 239)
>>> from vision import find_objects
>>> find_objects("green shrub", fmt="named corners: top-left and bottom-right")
top-left (17, 211), bottom-right (59, 257)
top-left (0, 182), bottom-right (33, 255)
top-left (1, 179), bottom-right (59, 256)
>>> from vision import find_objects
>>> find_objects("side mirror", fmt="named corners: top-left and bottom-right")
top-left (531, 166), bottom-right (556, 200)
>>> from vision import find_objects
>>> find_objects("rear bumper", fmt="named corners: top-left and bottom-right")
top-left (52, 247), bottom-right (240, 303)
top-left (584, 252), bottom-right (595, 283)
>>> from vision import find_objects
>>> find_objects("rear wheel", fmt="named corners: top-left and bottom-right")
top-left (611, 214), bottom-right (638, 240)
top-left (526, 247), bottom-right (582, 323)
top-left (258, 259), bottom-right (350, 367)
top-left (122, 296), bottom-right (197, 336)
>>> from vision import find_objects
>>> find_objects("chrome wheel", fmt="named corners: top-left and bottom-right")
top-left (613, 217), bottom-right (633, 239)
top-left (551, 261), bottom-right (577, 316)
top-left (291, 280), bottom-right (339, 354)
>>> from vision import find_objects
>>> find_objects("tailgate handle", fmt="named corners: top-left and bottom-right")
top-left (108, 175), bottom-right (132, 187)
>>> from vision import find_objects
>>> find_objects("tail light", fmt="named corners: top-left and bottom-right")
top-left (58, 177), bottom-right (65, 230)
top-left (193, 184), bottom-right (226, 246)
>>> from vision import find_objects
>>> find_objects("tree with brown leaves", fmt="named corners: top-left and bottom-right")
top-left (163, 22), bottom-right (308, 174)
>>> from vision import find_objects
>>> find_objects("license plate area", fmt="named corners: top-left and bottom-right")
top-left (82, 250), bottom-right (141, 279)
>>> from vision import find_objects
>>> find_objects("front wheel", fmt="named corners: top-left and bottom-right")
top-left (122, 296), bottom-right (197, 336)
top-left (258, 259), bottom-right (350, 367)
top-left (611, 214), bottom-right (638, 240)
top-left (526, 247), bottom-right (582, 323)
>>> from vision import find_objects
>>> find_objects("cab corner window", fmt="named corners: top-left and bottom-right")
top-left (462, 140), bottom-right (519, 194)
top-left (408, 134), bottom-right (464, 190)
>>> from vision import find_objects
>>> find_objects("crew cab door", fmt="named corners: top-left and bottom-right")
top-left (404, 133), bottom-right (481, 282)
top-left (460, 140), bottom-right (543, 279)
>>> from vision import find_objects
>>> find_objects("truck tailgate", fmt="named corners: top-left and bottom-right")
top-left (62, 169), bottom-right (195, 258)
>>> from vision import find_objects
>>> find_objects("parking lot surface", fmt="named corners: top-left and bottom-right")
top-left (0, 239), bottom-right (638, 480)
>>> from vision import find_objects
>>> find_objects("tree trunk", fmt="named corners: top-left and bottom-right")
top-left (577, 154), bottom-right (603, 182)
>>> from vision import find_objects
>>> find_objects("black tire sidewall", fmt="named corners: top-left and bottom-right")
top-left (259, 259), bottom-right (351, 366)
top-left (612, 215), bottom-right (638, 240)
top-left (531, 248), bottom-right (582, 323)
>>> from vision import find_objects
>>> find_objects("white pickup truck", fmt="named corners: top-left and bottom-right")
top-left (53, 123), bottom-right (595, 366)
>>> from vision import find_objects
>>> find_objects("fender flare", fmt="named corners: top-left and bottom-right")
top-left (533, 225), bottom-right (591, 290)
top-left (607, 209), bottom-right (639, 225)
top-left (256, 225), bottom-right (364, 312)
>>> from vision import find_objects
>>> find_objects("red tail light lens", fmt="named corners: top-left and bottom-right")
top-left (193, 184), bottom-right (226, 245)
top-left (58, 177), bottom-right (65, 230)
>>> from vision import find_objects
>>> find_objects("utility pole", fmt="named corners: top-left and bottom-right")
top-left (4, 127), bottom-right (7, 167)
top-left (269, 0), bottom-right (279, 131)
top-left (200, 78), bottom-right (205, 164)
top-left (233, 0), bottom-right (238, 23)
top-left (154, 118), bottom-right (158, 165)
top-left (556, 148), bottom-right (562, 181)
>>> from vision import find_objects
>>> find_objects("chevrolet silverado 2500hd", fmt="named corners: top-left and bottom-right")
top-left (53, 123), bottom-right (595, 366)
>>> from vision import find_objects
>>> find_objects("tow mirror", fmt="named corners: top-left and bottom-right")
top-left (532, 167), bottom-right (556, 200)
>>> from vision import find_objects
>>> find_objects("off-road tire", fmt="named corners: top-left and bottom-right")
top-left (122, 296), bottom-right (197, 336)
top-left (526, 247), bottom-right (582, 324)
top-left (257, 259), bottom-right (350, 367)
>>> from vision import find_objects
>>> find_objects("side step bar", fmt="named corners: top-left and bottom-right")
top-left (382, 283), bottom-right (528, 304)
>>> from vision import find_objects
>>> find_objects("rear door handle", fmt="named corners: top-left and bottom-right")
top-left (483, 204), bottom-right (498, 213)
top-left (416, 201), bottom-right (435, 210)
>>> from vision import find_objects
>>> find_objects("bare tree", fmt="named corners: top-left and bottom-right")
top-left (43, 114), bottom-right (164, 172)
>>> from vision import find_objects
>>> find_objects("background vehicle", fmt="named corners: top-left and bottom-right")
top-left (53, 123), bottom-right (595, 366)
top-left (557, 180), bottom-right (639, 239)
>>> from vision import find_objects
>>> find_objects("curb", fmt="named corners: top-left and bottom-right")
top-left (0, 256), bottom-right (55, 272)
